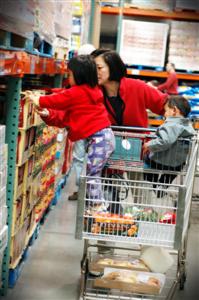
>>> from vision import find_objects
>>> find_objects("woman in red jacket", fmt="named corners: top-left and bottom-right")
top-left (91, 49), bottom-right (168, 127)
top-left (27, 55), bottom-right (115, 207)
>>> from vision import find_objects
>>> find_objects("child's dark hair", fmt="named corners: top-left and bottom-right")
top-left (68, 55), bottom-right (98, 87)
top-left (91, 49), bottom-right (126, 82)
top-left (167, 95), bottom-right (191, 117)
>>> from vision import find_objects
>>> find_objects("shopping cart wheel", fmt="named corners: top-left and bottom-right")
top-left (179, 272), bottom-right (187, 290)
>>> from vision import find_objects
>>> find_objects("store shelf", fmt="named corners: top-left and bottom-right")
top-left (127, 69), bottom-right (199, 81)
top-left (101, 6), bottom-right (199, 21)
top-left (0, 50), bottom-right (67, 77)
top-left (149, 119), bottom-right (199, 129)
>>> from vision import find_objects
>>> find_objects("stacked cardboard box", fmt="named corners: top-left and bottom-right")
top-left (120, 20), bottom-right (169, 68)
top-left (168, 21), bottom-right (199, 71)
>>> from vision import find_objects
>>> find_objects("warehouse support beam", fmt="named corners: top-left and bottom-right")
top-left (89, 0), bottom-right (101, 48)
top-left (0, 77), bottom-right (22, 296)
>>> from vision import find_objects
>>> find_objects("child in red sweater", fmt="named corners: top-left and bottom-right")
top-left (27, 55), bottom-right (115, 208)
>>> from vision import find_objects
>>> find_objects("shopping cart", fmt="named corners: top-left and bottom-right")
top-left (75, 126), bottom-right (198, 300)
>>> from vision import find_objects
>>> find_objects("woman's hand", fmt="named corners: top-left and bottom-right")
top-left (142, 142), bottom-right (150, 155)
top-left (35, 107), bottom-right (49, 117)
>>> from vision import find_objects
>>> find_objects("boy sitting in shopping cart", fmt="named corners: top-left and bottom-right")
top-left (143, 95), bottom-right (196, 197)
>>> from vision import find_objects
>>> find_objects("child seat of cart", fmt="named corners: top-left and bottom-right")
top-left (108, 126), bottom-right (193, 175)
top-left (108, 126), bottom-right (154, 168)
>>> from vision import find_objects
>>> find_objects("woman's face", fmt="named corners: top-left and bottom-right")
top-left (68, 69), bottom-right (76, 86)
top-left (94, 56), bottom-right (110, 86)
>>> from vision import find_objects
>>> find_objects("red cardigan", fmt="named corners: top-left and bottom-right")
top-left (39, 84), bottom-right (111, 141)
top-left (104, 77), bottom-right (168, 127)
top-left (158, 72), bottom-right (178, 95)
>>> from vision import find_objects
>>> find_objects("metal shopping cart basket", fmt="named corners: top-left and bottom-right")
top-left (75, 126), bottom-right (198, 300)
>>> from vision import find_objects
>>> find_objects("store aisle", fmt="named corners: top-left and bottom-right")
top-left (3, 171), bottom-right (83, 300)
top-left (2, 172), bottom-right (199, 300)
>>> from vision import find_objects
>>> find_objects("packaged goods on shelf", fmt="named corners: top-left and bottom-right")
top-left (0, 142), bottom-right (7, 167)
top-left (0, 125), bottom-right (5, 145)
top-left (0, 0), bottom-right (35, 39)
top-left (124, 0), bottom-right (173, 11)
top-left (11, 194), bottom-right (23, 236)
top-left (168, 21), bottom-right (199, 72)
top-left (10, 217), bottom-right (29, 267)
top-left (0, 125), bottom-right (8, 262)
top-left (53, 37), bottom-right (69, 60)
top-left (55, 129), bottom-right (67, 187)
top-left (101, 1), bottom-right (119, 6)
top-left (16, 127), bottom-right (36, 166)
top-left (34, 0), bottom-right (56, 45)
top-left (0, 187), bottom-right (6, 209)
top-left (18, 96), bottom-right (35, 129)
top-left (21, 185), bottom-right (33, 224)
top-left (54, 2), bottom-right (72, 40)
top-left (120, 20), bottom-right (169, 68)
top-left (72, 1), bottom-right (83, 17)
top-left (0, 225), bottom-right (8, 287)
top-left (72, 17), bottom-right (82, 35)
top-left (0, 200), bottom-right (7, 231)
top-left (0, 164), bottom-right (7, 189)
top-left (175, 0), bottom-right (199, 11)
top-left (178, 86), bottom-right (199, 118)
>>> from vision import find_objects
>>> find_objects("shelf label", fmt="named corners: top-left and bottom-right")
top-left (132, 69), bottom-right (140, 75)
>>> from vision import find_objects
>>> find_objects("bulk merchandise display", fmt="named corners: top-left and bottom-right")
top-left (120, 20), bottom-right (169, 68)
top-left (124, 0), bottom-right (174, 10)
top-left (0, 0), bottom-right (88, 293)
top-left (168, 21), bottom-right (199, 72)
top-left (175, 0), bottom-right (199, 11)
top-left (71, 1), bottom-right (92, 51)
top-left (9, 91), bottom-right (67, 270)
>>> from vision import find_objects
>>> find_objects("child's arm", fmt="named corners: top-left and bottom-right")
top-left (36, 108), bottom-right (69, 128)
top-left (147, 124), bottom-right (183, 153)
top-left (26, 89), bottom-right (73, 111)
top-left (39, 90), bottom-right (73, 110)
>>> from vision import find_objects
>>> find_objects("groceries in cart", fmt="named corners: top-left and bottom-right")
top-left (84, 210), bottom-right (139, 237)
top-left (75, 119), bottom-right (198, 299)
top-left (94, 267), bottom-right (166, 295)
top-left (90, 256), bottom-right (149, 273)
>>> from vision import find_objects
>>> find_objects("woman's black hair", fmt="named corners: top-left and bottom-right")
top-left (91, 49), bottom-right (127, 82)
top-left (167, 95), bottom-right (191, 117)
top-left (67, 55), bottom-right (98, 87)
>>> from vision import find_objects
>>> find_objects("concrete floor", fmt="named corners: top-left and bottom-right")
top-left (2, 171), bottom-right (199, 300)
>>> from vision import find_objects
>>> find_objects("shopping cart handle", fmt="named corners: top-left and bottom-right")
top-left (111, 125), bottom-right (156, 132)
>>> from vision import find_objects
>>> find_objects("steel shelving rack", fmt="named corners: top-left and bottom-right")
top-left (0, 50), bottom-right (66, 296)
top-left (0, 0), bottom-right (96, 294)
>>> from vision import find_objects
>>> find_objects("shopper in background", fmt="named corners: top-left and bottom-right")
top-left (68, 43), bottom-right (96, 201)
top-left (27, 55), bottom-right (115, 206)
top-left (157, 62), bottom-right (178, 95)
top-left (143, 95), bottom-right (195, 197)
top-left (91, 49), bottom-right (168, 128)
